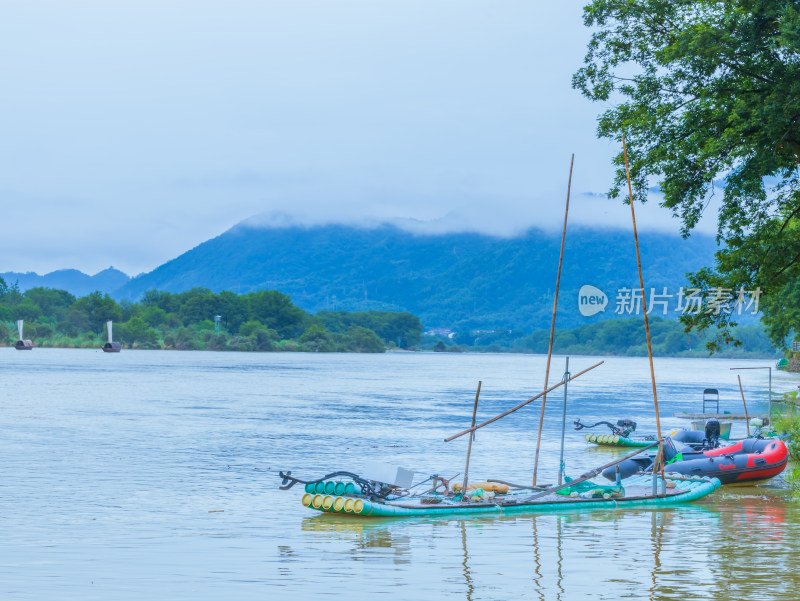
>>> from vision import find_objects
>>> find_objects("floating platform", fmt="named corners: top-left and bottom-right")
top-left (673, 412), bottom-right (765, 420)
top-left (300, 474), bottom-right (720, 518)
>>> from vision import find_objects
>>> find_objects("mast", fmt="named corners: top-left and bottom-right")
top-left (621, 136), bottom-right (666, 493)
top-left (532, 154), bottom-right (574, 486)
top-left (17, 319), bottom-right (23, 341)
top-left (107, 320), bottom-right (113, 344)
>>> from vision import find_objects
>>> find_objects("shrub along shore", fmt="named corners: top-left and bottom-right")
top-left (0, 280), bottom-right (422, 353)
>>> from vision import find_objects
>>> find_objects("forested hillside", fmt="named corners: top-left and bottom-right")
top-left (115, 223), bottom-right (720, 331)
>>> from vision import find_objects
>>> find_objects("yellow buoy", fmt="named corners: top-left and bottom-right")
top-left (311, 494), bottom-right (324, 508)
top-left (333, 496), bottom-right (346, 512)
top-left (344, 498), bottom-right (356, 513)
top-left (612, 435), bottom-right (620, 444)
top-left (322, 495), bottom-right (334, 510)
top-left (354, 499), bottom-right (365, 514)
top-left (301, 493), bottom-right (313, 507)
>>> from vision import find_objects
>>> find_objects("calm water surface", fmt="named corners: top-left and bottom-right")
top-left (2, 349), bottom-right (799, 600)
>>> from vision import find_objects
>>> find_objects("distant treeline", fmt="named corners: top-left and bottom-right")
top-left (425, 316), bottom-right (779, 358)
top-left (0, 279), bottom-right (422, 352)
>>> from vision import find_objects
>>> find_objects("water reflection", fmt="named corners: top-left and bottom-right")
top-left (5, 350), bottom-right (799, 599)
top-left (460, 521), bottom-right (473, 601)
top-left (301, 515), bottom-right (412, 563)
top-left (292, 504), bottom-right (740, 599)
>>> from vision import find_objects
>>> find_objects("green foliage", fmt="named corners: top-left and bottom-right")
top-left (0, 285), bottom-right (402, 353)
top-left (316, 310), bottom-right (422, 348)
top-left (424, 317), bottom-right (778, 357)
top-left (299, 324), bottom-right (336, 352)
top-left (24, 287), bottom-right (75, 320)
top-left (116, 316), bottom-right (159, 349)
top-left (249, 290), bottom-right (306, 338)
top-left (772, 410), bottom-right (800, 463)
top-left (72, 292), bottom-right (122, 333)
top-left (574, 0), bottom-right (800, 352)
top-left (343, 326), bottom-right (385, 353)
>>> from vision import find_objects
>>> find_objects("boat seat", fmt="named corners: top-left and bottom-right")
top-left (702, 388), bottom-right (720, 413)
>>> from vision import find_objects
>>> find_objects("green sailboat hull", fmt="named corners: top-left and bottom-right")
top-left (301, 474), bottom-right (720, 518)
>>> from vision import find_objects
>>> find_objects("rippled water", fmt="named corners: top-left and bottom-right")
top-left (2, 349), bottom-right (799, 599)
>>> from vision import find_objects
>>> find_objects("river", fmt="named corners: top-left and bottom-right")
top-left (2, 349), bottom-right (798, 600)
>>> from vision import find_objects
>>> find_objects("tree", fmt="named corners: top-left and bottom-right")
top-left (216, 290), bottom-right (250, 332)
top-left (72, 292), bottom-right (122, 333)
top-left (299, 324), bottom-right (337, 352)
top-left (117, 315), bottom-right (159, 348)
top-left (24, 287), bottom-right (75, 320)
top-left (178, 290), bottom-right (218, 325)
top-left (344, 326), bottom-right (385, 353)
top-left (141, 289), bottom-right (178, 313)
top-left (574, 0), bottom-right (800, 350)
top-left (247, 290), bottom-right (306, 339)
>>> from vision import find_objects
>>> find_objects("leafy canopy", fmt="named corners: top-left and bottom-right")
top-left (574, 0), bottom-right (800, 350)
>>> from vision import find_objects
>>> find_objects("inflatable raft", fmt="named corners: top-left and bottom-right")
top-left (294, 473), bottom-right (721, 518)
top-left (602, 437), bottom-right (789, 485)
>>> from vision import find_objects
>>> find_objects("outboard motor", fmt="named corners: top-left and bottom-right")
top-left (615, 419), bottom-right (637, 438)
top-left (662, 436), bottom-right (680, 462)
top-left (704, 419), bottom-right (721, 449)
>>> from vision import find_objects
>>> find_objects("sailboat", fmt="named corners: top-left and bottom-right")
top-left (102, 320), bottom-right (122, 353)
top-left (278, 149), bottom-right (721, 517)
top-left (14, 319), bottom-right (33, 350)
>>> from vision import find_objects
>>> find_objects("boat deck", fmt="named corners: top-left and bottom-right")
top-left (388, 485), bottom-right (688, 509)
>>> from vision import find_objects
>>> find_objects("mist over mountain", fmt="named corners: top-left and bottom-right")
top-left (112, 223), bottom-right (720, 331)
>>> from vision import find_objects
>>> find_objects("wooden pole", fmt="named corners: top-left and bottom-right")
top-left (461, 381), bottom-right (482, 496)
top-left (738, 375), bottom-right (751, 436)
top-left (445, 360), bottom-right (603, 442)
top-left (532, 153), bottom-right (574, 485)
top-left (622, 136), bottom-right (666, 493)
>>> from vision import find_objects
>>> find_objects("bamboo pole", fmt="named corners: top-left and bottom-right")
top-left (622, 136), bottom-right (665, 494)
top-left (461, 381), bottom-right (482, 496)
top-left (738, 375), bottom-right (751, 436)
top-left (557, 357), bottom-right (570, 485)
top-left (532, 153), bottom-right (574, 486)
top-left (445, 360), bottom-right (603, 442)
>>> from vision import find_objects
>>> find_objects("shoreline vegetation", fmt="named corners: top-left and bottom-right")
top-left (0, 282), bottom-right (421, 353)
top-left (0, 278), bottom-right (784, 359)
top-left (426, 316), bottom-right (780, 360)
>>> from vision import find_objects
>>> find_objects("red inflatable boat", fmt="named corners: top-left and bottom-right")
top-left (604, 436), bottom-right (789, 485)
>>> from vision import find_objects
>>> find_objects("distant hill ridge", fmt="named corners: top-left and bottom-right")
top-left (2, 223), bottom-right (722, 330)
top-left (0, 267), bottom-right (130, 298)
top-left (113, 222), bottom-right (719, 331)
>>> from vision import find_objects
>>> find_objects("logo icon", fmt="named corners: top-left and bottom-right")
top-left (578, 285), bottom-right (608, 317)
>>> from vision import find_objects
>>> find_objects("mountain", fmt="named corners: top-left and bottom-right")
top-left (114, 222), bottom-right (722, 330)
top-left (1, 267), bottom-right (131, 298)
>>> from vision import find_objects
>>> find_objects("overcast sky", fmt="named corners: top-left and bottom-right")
top-left (0, 1), bottom-right (716, 276)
